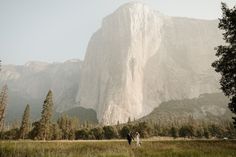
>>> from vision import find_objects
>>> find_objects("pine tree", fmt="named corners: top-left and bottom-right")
top-left (51, 123), bottom-right (62, 140)
top-left (37, 90), bottom-right (54, 140)
top-left (19, 104), bottom-right (30, 139)
top-left (0, 85), bottom-right (8, 130)
top-left (128, 117), bottom-right (131, 123)
top-left (170, 126), bottom-right (178, 139)
top-left (212, 3), bottom-right (236, 127)
top-left (58, 114), bottom-right (70, 139)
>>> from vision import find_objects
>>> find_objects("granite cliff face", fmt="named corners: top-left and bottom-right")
top-left (0, 2), bottom-right (224, 125)
top-left (76, 2), bottom-right (222, 124)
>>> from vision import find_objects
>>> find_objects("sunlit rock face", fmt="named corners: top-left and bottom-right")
top-left (76, 2), bottom-right (222, 125)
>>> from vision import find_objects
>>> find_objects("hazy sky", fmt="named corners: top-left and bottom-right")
top-left (0, 0), bottom-right (235, 65)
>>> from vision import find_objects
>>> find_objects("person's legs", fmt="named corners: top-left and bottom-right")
top-left (128, 139), bottom-right (131, 145)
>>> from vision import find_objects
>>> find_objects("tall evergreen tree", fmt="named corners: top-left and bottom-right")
top-left (128, 117), bottom-right (131, 123)
top-left (37, 90), bottom-right (54, 140)
top-left (212, 3), bottom-right (236, 127)
top-left (0, 85), bottom-right (8, 130)
top-left (19, 104), bottom-right (30, 139)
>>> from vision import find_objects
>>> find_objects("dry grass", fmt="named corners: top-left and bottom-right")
top-left (0, 140), bottom-right (236, 157)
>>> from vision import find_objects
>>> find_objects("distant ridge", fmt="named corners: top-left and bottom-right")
top-left (139, 93), bottom-right (232, 124)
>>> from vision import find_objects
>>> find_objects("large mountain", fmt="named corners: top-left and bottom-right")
top-left (76, 2), bottom-right (222, 124)
top-left (1, 2), bottom-right (225, 125)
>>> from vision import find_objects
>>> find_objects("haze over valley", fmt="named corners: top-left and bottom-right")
top-left (0, 2), bottom-right (231, 125)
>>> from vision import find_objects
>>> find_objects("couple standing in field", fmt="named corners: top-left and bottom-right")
top-left (127, 132), bottom-right (141, 146)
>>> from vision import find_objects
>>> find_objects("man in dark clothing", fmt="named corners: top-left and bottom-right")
top-left (127, 132), bottom-right (134, 145)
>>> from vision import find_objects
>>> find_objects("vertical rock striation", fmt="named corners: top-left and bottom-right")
top-left (77, 2), bottom-right (222, 124)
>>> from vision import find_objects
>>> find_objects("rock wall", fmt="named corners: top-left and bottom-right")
top-left (76, 2), bottom-right (222, 124)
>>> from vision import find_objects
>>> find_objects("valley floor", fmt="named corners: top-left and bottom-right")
top-left (0, 140), bottom-right (236, 157)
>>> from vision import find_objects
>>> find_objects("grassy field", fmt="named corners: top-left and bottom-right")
top-left (0, 140), bottom-right (236, 157)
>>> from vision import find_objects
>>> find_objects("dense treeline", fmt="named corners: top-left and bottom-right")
top-left (73, 120), bottom-right (236, 140)
top-left (0, 118), bottom-right (236, 140)
top-left (0, 87), bottom-right (235, 140)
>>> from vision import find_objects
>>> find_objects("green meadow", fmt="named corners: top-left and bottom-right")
top-left (0, 140), bottom-right (236, 157)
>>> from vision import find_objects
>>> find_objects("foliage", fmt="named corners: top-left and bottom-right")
top-left (75, 129), bottom-right (90, 140)
top-left (19, 104), bottom-right (30, 139)
top-left (103, 126), bottom-right (118, 139)
top-left (132, 122), bottom-right (152, 138)
top-left (0, 85), bottom-right (8, 129)
top-left (179, 125), bottom-right (195, 138)
top-left (170, 126), bottom-right (178, 139)
top-left (51, 123), bottom-right (63, 140)
top-left (36, 90), bottom-right (54, 140)
top-left (90, 127), bottom-right (104, 140)
top-left (1, 128), bottom-right (19, 140)
top-left (119, 125), bottom-right (131, 138)
top-left (212, 3), bottom-right (236, 127)
top-left (28, 121), bottom-right (40, 139)
top-left (57, 114), bottom-right (78, 140)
